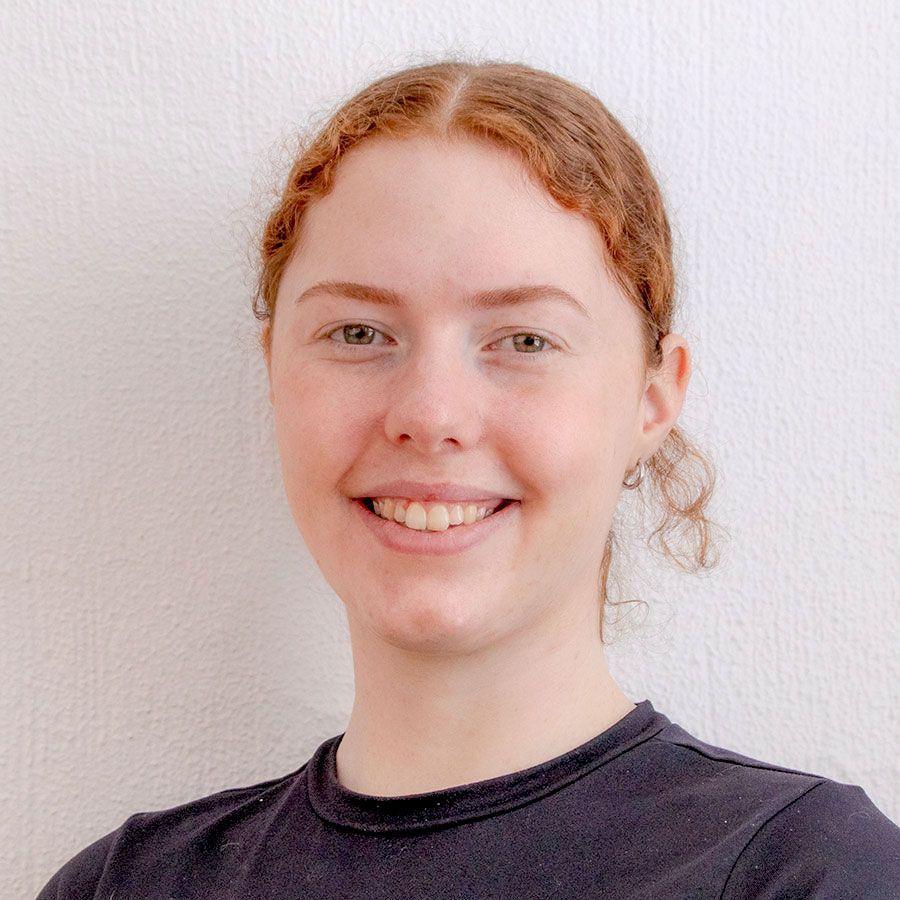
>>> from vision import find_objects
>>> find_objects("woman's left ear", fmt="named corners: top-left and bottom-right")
top-left (636, 333), bottom-right (692, 458)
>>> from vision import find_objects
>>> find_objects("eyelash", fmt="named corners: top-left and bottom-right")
top-left (321, 324), bottom-right (558, 357)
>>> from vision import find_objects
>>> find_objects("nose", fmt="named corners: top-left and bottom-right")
top-left (382, 334), bottom-right (485, 453)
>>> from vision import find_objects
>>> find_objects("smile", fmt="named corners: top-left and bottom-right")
top-left (363, 496), bottom-right (512, 531)
top-left (352, 497), bottom-right (520, 556)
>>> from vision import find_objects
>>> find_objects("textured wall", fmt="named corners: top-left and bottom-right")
top-left (4, 0), bottom-right (898, 895)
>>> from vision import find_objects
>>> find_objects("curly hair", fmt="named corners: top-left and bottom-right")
top-left (251, 55), bottom-right (725, 642)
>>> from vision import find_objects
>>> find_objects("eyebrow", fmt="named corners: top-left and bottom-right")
top-left (293, 280), bottom-right (592, 319)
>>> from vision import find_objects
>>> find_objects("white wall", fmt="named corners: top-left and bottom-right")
top-left (4, 0), bottom-right (898, 895)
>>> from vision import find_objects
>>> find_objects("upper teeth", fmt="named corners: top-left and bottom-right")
top-left (371, 497), bottom-right (502, 531)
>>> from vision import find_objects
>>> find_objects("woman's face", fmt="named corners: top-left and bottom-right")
top-left (265, 134), bottom-right (665, 655)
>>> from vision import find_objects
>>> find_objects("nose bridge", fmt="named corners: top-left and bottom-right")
top-left (383, 326), bottom-right (483, 450)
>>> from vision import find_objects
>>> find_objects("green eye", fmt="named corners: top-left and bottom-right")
top-left (325, 324), bottom-right (386, 345)
top-left (502, 333), bottom-right (551, 353)
top-left (322, 325), bottom-right (557, 357)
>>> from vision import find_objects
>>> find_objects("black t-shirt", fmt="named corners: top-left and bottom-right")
top-left (36, 699), bottom-right (900, 898)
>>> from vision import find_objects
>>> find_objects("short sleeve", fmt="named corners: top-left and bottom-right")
top-left (34, 823), bottom-right (122, 900)
top-left (722, 779), bottom-right (900, 899)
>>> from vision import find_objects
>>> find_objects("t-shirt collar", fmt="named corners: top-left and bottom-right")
top-left (305, 698), bottom-right (670, 834)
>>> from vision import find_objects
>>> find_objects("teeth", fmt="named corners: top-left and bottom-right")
top-left (370, 497), bottom-right (502, 531)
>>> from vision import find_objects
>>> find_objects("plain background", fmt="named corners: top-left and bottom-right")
top-left (3, 0), bottom-right (898, 895)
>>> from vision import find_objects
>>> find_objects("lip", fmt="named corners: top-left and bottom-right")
top-left (354, 480), bottom-right (515, 504)
top-left (351, 496), bottom-right (520, 556)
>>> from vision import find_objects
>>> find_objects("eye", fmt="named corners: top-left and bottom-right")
top-left (490, 332), bottom-right (557, 356)
top-left (321, 324), bottom-right (558, 356)
top-left (323, 323), bottom-right (390, 346)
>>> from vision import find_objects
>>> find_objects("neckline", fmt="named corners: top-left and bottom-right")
top-left (306, 698), bottom-right (670, 834)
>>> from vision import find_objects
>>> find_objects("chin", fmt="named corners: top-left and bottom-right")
top-left (342, 580), bottom-right (507, 656)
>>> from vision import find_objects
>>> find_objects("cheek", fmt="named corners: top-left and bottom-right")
top-left (504, 384), bottom-right (619, 492)
top-left (271, 368), bottom-right (344, 499)
top-left (504, 385), bottom-right (626, 559)
top-left (271, 364), bottom-right (381, 501)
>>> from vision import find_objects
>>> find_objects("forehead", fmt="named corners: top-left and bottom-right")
top-left (288, 135), bottom-right (618, 302)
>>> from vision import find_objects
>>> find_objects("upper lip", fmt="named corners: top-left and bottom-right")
top-left (355, 480), bottom-right (517, 503)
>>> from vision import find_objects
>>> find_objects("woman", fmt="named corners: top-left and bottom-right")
top-left (38, 58), bottom-right (900, 898)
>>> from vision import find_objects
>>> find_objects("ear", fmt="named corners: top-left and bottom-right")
top-left (634, 333), bottom-right (692, 461)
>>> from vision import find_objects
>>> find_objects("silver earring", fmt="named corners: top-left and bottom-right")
top-left (622, 458), bottom-right (644, 490)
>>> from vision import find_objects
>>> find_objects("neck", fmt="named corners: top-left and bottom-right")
top-left (334, 601), bottom-right (635, 797)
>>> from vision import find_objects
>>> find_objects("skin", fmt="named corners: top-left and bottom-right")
top-left (262, 133), bottom-right (691, 796)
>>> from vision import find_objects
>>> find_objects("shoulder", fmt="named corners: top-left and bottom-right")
top-left (34, 763), bottom-right (309, 899)
top-left (645, 720), bottom-right (900, 897)
top-left (35, 823), bottom-right (122, 900)
top-left (722, 778), bottom-right (900, 898)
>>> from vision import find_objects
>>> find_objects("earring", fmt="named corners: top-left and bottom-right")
top-left (622, 458), bottom-right (644, 490)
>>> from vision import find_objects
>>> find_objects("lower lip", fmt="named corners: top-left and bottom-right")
top-left (351, 498), bottom-right (520, 556)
